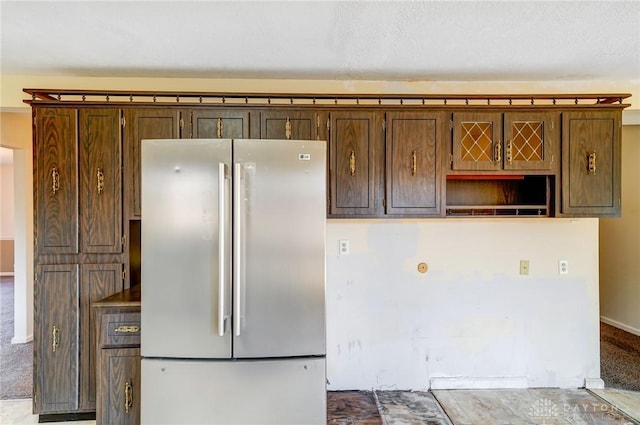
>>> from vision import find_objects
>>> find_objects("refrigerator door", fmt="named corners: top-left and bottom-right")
top-left (233, 139), bottom-right (326, 358)
top-left (141, 357), bottom-right (326, 425)
top-left (141, 139), bottom-right (232, 358)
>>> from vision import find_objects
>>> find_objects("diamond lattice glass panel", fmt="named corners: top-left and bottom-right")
top-left (511, 121), bottom-right (543, 161)
top-left (461, 122), bottom-right (493, 162)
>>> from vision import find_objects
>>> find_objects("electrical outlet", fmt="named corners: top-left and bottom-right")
top-left (559, 260), bottom-right (569, 275)
top-left (519, 260), bottom-right (530, 276)
top-left (339, 240), bottom-right (350, 255)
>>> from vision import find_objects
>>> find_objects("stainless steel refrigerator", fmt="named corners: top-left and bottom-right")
top-left (140, 138), bottom-right (326, 424)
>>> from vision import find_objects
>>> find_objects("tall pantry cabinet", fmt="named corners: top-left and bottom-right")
top-left (33, 107), bottom-right (125, 416)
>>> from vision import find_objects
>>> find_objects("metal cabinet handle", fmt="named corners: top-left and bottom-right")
top-left (217, 163), bottom-right (227, 337)
top-left (97, 168), bottom-right (105, 194)
top-left (495, 142), bottom-right (502, 162)
top-left (588, 151), bottom-right (597, 175)
top-left (285, 117), bottom-right (292, 140)
top-left (124, 382), bottom-right (133, 413)
top-left (349, 151), bottom-right (356, 176)
top-left (51, 167), bottom-right (60, 194)
top-left (52, 325), bottom-right (60, 352)
top-left (411, 151), bottom-right (417, 176)
top-left (216, 118), bottom-right (223, 139)
top-left (114, 325), bottom-right (140, 333)
top-left (506, 140), bottom-right (513, 164)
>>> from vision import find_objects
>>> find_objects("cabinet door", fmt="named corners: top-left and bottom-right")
top-left (386, 111), bottom-right (444, 215)
top-left (330, 111), bottom-right (382, 216)
top-left (99, 348), bottom-right (140, 425)
top-left (189, 109), bottom-right (249, 139)
top-left (452, 112), bottom-right (502, 171)
top-left (79, 109), bottom-right (122, 253)
top-left (562, 111), bottom-right (621, 216)
top-left (259, 110), bottom-right (325, 140)
top-left (80, 264), bottom-right (123, 411)
top-left (503, 112), bottom-right (558, 171)
top-left (124, 109), bottom-right (181, 218)
top-left (35, 108), bottom-right (78, 254)
top-left (34, 264), bottom-right (79, 414)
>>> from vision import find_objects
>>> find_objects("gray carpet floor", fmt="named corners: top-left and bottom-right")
top-left (0, 276), bottom-right (33, 400)
top-left (601, 321), bottom-right (640, 391)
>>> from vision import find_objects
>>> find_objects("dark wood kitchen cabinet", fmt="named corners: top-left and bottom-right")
top-left (123, 109), bottom-right (181, 218)
top-left (33, 264), bottom-right (79, 414)
top-left (385, 111), bottom-right (445, 215)
top-left (329, 111), bottom-right (383, 217)
top-left (258, 110), bottom-right (327, 141)
top-left (561, 110), bottom-right (621, 217)
top-left (188, 109), bottom-right (250, 139)
top-left (451, 111), bottom-right (558, 172)
top-left (94, 287), bottom-right (141, 425)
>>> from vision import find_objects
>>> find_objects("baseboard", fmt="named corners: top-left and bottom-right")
top-left (584, 378), bottom-right (605, 389)
top-left (11, 334), bottom-right (33, 344)
top-left (600, 316), bottom-right (640, 337)
top-left (430, 377), bottom-right (529, 390)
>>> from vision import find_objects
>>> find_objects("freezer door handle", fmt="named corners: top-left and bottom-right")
top-left (233, 163), bottom-right (242, 336)
top-left (217, 163), bottom-right (227, 337)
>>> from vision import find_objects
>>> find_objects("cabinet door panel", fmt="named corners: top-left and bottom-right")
top-left (34, 264), bottom-right (79, 414)
top-left (80, 109), bottom-right (122, 253)
top-left (562, 111), bottom-right (621, 216)
top-left (190, 110), bottom-right (249, 139)
top-left (330, 111), bottom-right (381, 216)
top-left (260, 111), bottom-right (322, 140)
top-left (503, 112), bottom-right (558, 171)
top-left (386, 112), bottom-right (444, 215)
top-left (99, 348), bottom-right (140, 425)
top-left (80, 264), bottom-right (123, 411)
top-left (124, 109), bottom-right (180, 218)
top-left (36, 108), bottom-right (78, 254)
top-left (452, 112), bottom-right (502, 171)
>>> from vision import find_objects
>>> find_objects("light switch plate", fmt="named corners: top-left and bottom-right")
top-left (339, 240), bottom-right (350, 255)
top-left (519, 260), bottom-right (530, 275)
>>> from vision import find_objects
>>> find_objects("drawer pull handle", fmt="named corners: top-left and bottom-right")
top-left (588, 151), bottom-right (597, 175)
top-left (51, 167), bottom-right (60, 194)
top-left (124, 381), bottom-right (133, 413)
top-left (349, 150), bottom-right (356, 176)
top-left (216, 117), bottom-right (223, 139)
top-left (506, 140), bottom-right (513, 164)
top-left (52, 325), bottom-right (60, 352)
top-left (97, 168), bottom-right (105, 194)
top-left (114, 325), bottom-right (140, 333)
top-left (495, 142), bottom-right (502, 162)
top-left (411, 150), bottom-right (417, 176)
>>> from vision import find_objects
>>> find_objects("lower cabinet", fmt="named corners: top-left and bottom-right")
top-left (94, 287), bottom-right (141, 425)
top-left (98, 348), bottom-right (140, 425)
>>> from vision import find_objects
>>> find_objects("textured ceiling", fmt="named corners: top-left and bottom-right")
top-left (1, 1), bottom-right (639, 81)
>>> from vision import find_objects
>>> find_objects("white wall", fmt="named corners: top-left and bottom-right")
top-left (326, 218), bottom-right (601, 390)
top-left (599, 125), bottom-right (640, 336)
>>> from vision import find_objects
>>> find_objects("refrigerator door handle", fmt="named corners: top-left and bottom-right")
top-left (217, 163), bottom-right (227, 337)
top-left (233, 163), bottom-right (242, 337)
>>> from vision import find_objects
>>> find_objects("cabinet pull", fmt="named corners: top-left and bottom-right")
top-left (349, 150), bottom-right (356, 176)
top-left (506, 140), bottom-right (513, 164)
top-left (114, 325), bottom-right (140, 333)
top-left (588, 151), bottom-right (597, 175)
top-left (216, 118), bottom-right (223, 139)
top-left (96, 168), bottom-right (105, 194)
top-left (494, 142), bottom-right (502, 162)
top-left (411, 151), bottom-right (417, 176)
top-left (51, 167), bottom-right (60, 194)
top-left (124, 382), bottom-right (133, 413)
top-left (285, 117), bottom-right (292, 140)
top-left (52, 325), bottom-right (60, 352)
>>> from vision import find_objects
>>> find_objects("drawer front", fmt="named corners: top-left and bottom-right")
top-left (99, 312), bottom-right (141, 347)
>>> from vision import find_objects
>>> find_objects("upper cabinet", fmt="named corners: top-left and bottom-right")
top-left (329, 111), bottom-right (383, 217)
top-left (385, 111), bottom-right (444, 216)
top-left (188, 109), bottom-right (250, 139)
top-left (561, 111), bottom-right (621, 217)
top-left (123, 109), bottom-right (181, 219)
top-left (35, 108), bottom-right (79, 255)
top-left (257, 110), bottom-right (327, 141)
top-left (452, 111), bottom-right (558, 172)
